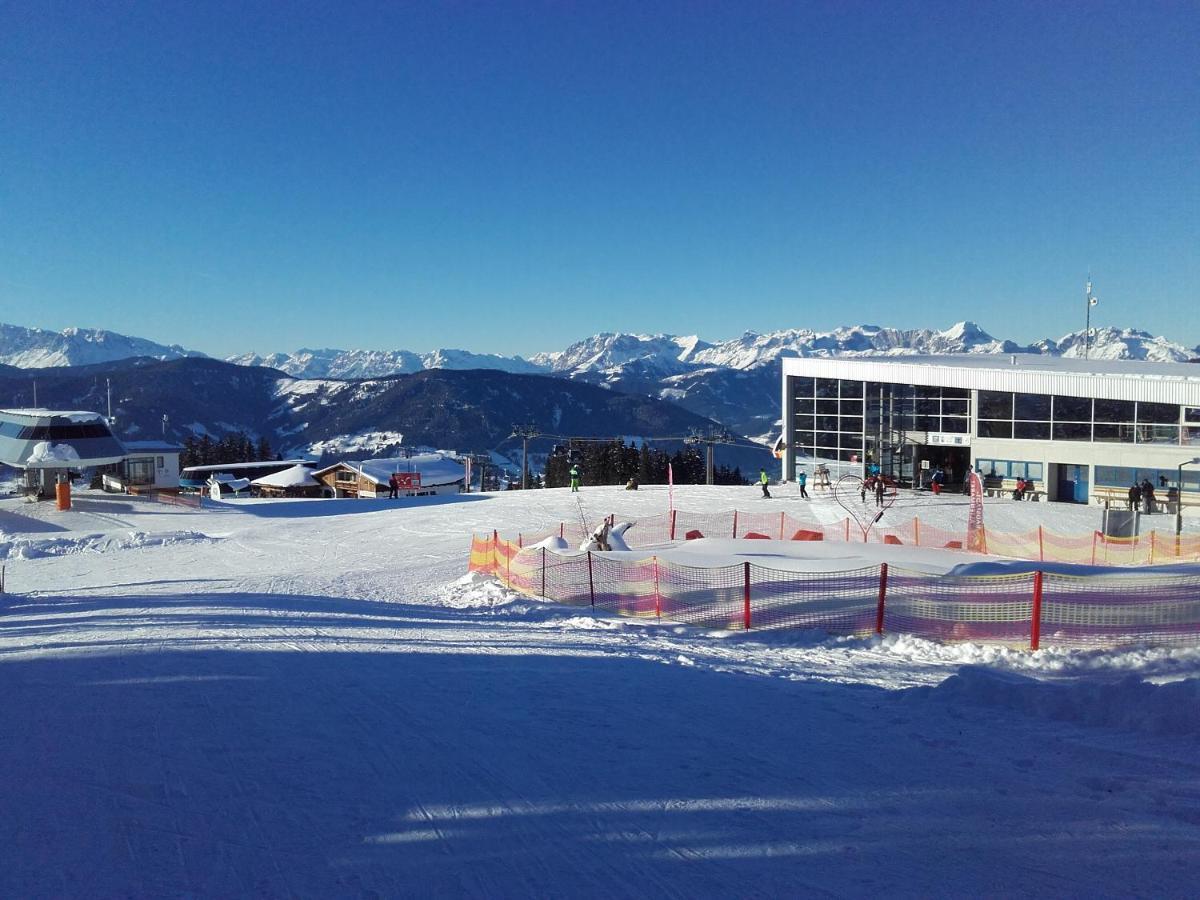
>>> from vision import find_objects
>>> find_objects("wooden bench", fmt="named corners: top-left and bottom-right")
top-left (982, 477), bottom-right (1044, 501)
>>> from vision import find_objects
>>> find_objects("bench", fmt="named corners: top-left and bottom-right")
top-left (982, 477), bottom-right (1043, 501)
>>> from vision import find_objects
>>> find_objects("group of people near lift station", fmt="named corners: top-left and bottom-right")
top-left (1128, 477), bottom-right (1173, 514)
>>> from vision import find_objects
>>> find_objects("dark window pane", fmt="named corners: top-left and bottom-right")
top-left (793, 398), bottom-right (814, 415)
top-left (1185, 407), bottom-right (1200, 424)
top-left (978, 420), bottom-right (1013, 438)
top-left (941, 417), bottom-right (968, 433)
top-left (1053, 396), bottom-right (1092, 421)
top-left (1053, 421), bottom-right (1091, 441)
top-left (1014, 393), bottom-right (1051, 420)
top-left (1014, 421), bottom-right (1050, 440)
top-left (942, 387), bottom-right (969, 398)
top-left (837, 400), bottom-right (860, 416)
top-left (838, 447), bottom-right (860, 462)
top-left (916, 398), bottom-right (939, 415)
top-left (1094, 398), bottom-right (1135, 423)
top-left (1137, 402), bottom-right (1179, 424)
top-left (816, 415), bottom-right (839, 432)
top-left (916, 385), bottom-right (940, 399)
top-left (1093, 423), bottom-right (1135, 443)
top-left (979, 391), bottom-right (1013, 419)
top-left (816, 432), bottom-right (838, 447)
top-left (839, 380), bottom-right (863, 398)
top-left (942, 399), bottom-right (968, 416)
top-left (792, 377), bottom-right (814, 396)
top-left (839, 416), bottom-right (863, 433)
top-left (915, 415), bottom-right (938, 430)
top-left (816, 399), bottom-right (840, 415)
top-left (816, 378), bottom-right (839, 398)
top-left (795, 431), bottom-right (814, 447)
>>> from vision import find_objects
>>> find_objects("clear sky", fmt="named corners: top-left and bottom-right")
top-left (2, 1), bottom-right (1197, 358)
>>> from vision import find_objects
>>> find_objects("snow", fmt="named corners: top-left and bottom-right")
top-left (2, 484), bottom-right (1199, 895)
top-left (24, 440), bottom-right (81, 466)
top-left (250, 463), bottom-right (320, 488)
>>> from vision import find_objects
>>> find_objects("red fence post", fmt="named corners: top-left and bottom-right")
top-left (1091, 531), bottom-right (1099, 566)
top-left (743, 561), bottom-right (751, 630)
top-left (669, 509), bottom-right (677, 541)
top-left (844, 518), bottom-right (850, 542)
top-left (732, 510), bottom-right (738, 539)
top-left (875, 562), bottom-right (888, 635)
top-left (1030, 570), bottom-right (1043, 651)
top-left (587, 551), bottom-right (595, 607)
top-left (518, 533), bottom-right (523, 549)
top-left (559, 522), bottom-right (564, 540)
top-left (541, 546), bottom-right (547, 598)
top-left (1038, 525), bottom-right (1044, 562)
top-left (779, 511), bottom-right (785, 540)
top-left (492, 529), bottom-right (498, 575)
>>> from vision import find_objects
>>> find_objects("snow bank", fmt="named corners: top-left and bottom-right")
top-left (25, 441), bottom-right (81, 465)
top-left (0, 530), bottom-right (216, 561)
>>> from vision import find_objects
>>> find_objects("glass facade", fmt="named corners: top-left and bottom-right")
top-left (1095, 465), bottom-right (1200, 492)
top-left (973, 458), bottom-right (1044, 481)
top-left (976, 391), bottom-right (1184, 445)
top-left (791, 377), bottom-right (865, 479)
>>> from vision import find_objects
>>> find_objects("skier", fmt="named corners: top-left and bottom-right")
top-left (1128, 482), bottom-right (1141, 511)
top-left (759, 469), bottom-right (771, 499)
top-left (797, 469), bottom-right (809, 500)
top-left (388, 473), bottom-right (399, 499)
top-left (569, 464), bottom-right (581, 492)
top-left (874, 476), bottom-right (886, 507)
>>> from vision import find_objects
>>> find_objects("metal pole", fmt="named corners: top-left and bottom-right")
top-left (522, 435), bottom-right (528, 490)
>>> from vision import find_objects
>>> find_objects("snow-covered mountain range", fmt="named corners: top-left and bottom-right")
top-left (3, 320), bottom-right (1195, 374)
top-left (0, 323), bottom-right (202, 369)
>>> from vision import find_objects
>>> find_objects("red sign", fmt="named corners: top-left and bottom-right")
top-left (392, 472), bottom-right (421, 489)
top-left (967, 471), bottom-right (987, 553)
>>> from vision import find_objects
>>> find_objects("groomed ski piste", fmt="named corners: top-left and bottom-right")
top-left (2, 482), bottom-right (1199, 897)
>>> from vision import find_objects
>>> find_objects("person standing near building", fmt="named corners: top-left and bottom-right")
top-left (759, 469), bottom-right (771, 499)
top-left (569, 465), bottom-right (581, 492)
top-left (1142, 479), bottom-right (1156, 514)
top-left (1128, 482), bottom-right (1141, 511)
top-left (874, 476), bottom-right (886, 507)
top-left (388, 473), bottom-right (399, 499)
top-left (797, 469), bottom-right (809, 499)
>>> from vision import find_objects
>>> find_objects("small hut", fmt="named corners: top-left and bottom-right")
top-left (313, 453), bottom-right (465, 498)
top-left (250, 463), bottom-right (323, 498)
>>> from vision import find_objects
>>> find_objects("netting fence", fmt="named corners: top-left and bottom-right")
top-left (468, 509), bottom-right (1200, 650)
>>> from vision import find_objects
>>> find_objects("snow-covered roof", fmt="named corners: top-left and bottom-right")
top-left (24, 441), bottom-right (82, 468)
top-left (0, 408), bottom-right (109, 423)
top-left (782, 354), bottom-right (1200, 406)
top-left (316, 453), bottom-right (465, 487)
top-left (251, 464), bottom-right (321, 488)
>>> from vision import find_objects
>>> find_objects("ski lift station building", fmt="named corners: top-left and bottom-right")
top-left (779, 354), bottom-right (1200, 504)
top-left (0, 408), bottom-right (127, 496)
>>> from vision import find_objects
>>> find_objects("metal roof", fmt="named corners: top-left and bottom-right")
top-left (0, 408), bottom-right (126, 468)
top-left (781, 355), bottom-right (1200, 406)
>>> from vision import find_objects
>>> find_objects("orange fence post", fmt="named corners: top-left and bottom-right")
top-left (492, 530), bottom-right (498, 575)
top-left (587, 551), bottom-right (595, 607)
top-left (1038, 525), bottom-right (1044, 562)
top-left (1149, 531), bottom-right (1156, 565)
top-left (1030, 570), bottom-right (1043, 651)
top-left (779, 511), bottom-right (785, 540)
top-left (913, 517), bottom-right (920, 547)
top-left (653, 556), bottom-right (661, 618)
top-left (844, 518), bottom-right (850, 542)
top-left (743, 561), bottom-right (751, 630)
top-left (878, 564), bottom-right (888, 633)
top-left (669, 509), bottom-right (677, 541)
top-left (1091, 531), bottom-right (1098, 566)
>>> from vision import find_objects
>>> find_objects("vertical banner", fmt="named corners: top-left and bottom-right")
top-left (967, 470), bottom-right (987, 553)
top-left (668, 462), bottom-right (674, 512)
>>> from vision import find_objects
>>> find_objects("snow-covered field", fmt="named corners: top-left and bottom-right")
top-left (2, 485), bottom-right (1199, 897)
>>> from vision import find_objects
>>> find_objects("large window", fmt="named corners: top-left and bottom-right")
top-left (974, 458), bottom-right (1044, 481)
top-left (975, 391), bottom-right (1181, 445)
top-left (790, 376), bottom-right (867, 475)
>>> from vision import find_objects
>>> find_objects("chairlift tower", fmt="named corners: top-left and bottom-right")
top-left (685, 427), bottom-right (735, 485)
top-left (509, 424), bottom-right (541, 490)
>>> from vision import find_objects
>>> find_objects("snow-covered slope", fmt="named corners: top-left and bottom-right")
top-left (0, 323), bottom-right (203, 368)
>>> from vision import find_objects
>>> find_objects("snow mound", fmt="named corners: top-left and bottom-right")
top-left (0, 530), bottom-right (216, 561)
top-left (909, 665), bottom-right (1200, 737)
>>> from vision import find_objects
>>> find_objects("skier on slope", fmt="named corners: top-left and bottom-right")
top-left (759, 469), bottom-right (771, 499)
top-left (569, 465), bottom-right (581, 492)
top-left (797, 469), bottom-right (809, 500)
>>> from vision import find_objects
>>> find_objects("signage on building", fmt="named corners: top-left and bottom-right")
top-left (392, 472), bottom-right (421, 489)
top-left (928, 432), bottom-right (971, 447)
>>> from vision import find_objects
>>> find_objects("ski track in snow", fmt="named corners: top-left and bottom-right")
top-left (2, 485), bottom-right (1199, 897)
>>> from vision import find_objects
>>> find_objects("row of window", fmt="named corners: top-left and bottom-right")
top-left (973, 459), bottom-right (1045, 481)
top-left (978, 392), bottom-right (1182, 425)
top-left (977, 421), bottom-right (1190, 444)
top-left (1094, 465), bottom-right (1200, 491)
top-left (0, 422), bottom-right (115, 440)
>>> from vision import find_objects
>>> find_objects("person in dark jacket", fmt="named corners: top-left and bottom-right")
top-left (1128, 482), bottom-right (1141, 511)
top-left (874, 476), bottom-right (886, 507)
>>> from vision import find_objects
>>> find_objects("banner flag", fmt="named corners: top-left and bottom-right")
top-left (967, 471), bottom-right (987, 553)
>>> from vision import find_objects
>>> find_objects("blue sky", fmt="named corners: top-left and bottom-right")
top-left (2, 1), bottom-right (1197, 357)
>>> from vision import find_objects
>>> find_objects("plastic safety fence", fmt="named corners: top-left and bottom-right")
top-left (1040, 572), bottom-right (1200, 648)
top-left (749, 564), bottom-right (880, 634)
top-left (656, 561), bottom-right (746, 628)
top-left (884, 569), bottom-right (1037, 646)
top-left (589, 555), bottom-right (661, 619)
top-left (484, 511), bottom-right (1200, 569)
